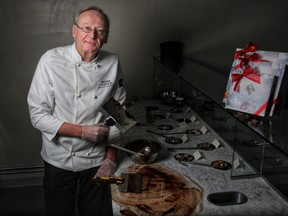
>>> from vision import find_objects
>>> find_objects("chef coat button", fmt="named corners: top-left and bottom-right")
top-left (71, 152), bottom-right (75, 156)
top-left (93, 95), bottom-right (98, 99)
top-left (77, 94), bottom-right (81, 98)
top-left (76, 63), bottom-right (80, 67)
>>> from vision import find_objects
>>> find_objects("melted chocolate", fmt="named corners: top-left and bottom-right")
top-left (111, 164), bottom-right (203, 216)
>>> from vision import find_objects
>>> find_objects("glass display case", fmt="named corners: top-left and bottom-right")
top-left (154, 55), bottom-right (288, 197)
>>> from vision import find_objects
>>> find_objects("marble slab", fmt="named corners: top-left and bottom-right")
top-left (112, 100), bottom-right (288, 216)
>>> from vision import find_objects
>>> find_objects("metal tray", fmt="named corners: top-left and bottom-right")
top-left (207, 191), bottom-right (248, 206)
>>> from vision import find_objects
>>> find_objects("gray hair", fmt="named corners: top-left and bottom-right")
top-left (74, 6), bottom-right (110, 31)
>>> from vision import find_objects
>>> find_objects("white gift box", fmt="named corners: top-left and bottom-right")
top-left (223, 44), bottom-right (288, 117)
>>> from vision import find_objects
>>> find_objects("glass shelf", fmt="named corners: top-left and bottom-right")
top-left (154, 55), bottom-right (288, 179)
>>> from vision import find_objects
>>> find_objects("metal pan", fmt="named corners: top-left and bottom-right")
top-left (125, 139), bottom-right (162, 164)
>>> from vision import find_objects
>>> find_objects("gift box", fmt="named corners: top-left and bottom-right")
top-left (223, 42), bottom-right (288, 117)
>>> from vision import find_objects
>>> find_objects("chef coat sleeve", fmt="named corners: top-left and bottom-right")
top-left (27, 53), bottom-right (64, 141)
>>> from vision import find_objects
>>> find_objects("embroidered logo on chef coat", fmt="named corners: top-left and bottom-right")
top-left (98, 80), bottom-right (113, 88)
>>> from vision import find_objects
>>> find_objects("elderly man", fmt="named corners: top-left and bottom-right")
top-left (27, 6), bottom-right (125, 216)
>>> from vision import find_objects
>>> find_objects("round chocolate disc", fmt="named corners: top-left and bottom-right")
top-left (197, 143), bottom-right (215, 151)
top-left (174, 153), bottom-right (194, 162)
top-left (186, 129), bottom-right (202, 136)
top-left (165, 137), bottom-right (183, 145)
top-left (211, 160), bottom-right (232, 170)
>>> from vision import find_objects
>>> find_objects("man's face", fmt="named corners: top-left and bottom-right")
top-left (72, 10), bottom-right (108, 59)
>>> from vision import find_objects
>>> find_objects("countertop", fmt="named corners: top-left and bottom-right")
top-left (111, 100), bottom-right (288, 216)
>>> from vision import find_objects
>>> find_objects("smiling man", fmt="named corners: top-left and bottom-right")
top-left (27, 6), bottom-right (126, 216)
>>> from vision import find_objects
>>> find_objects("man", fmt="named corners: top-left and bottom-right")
top-left (27, 6), bottom-right (125, 216)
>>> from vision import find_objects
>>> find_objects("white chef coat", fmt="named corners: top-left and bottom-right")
top-left (27, 43), bottom-right (126, 171)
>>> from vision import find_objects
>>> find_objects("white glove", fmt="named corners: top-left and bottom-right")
top-left (94, 159), bottom-right (117, 177)
top-left (82, 124), bottom-right (108, 142)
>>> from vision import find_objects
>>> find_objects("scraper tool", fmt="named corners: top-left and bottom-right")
top-left (118, 173), bottom-right (142, 193)
top-left (93, 172), bottom-right (142, 193)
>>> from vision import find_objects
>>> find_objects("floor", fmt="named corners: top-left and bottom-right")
top-left (0, 184), bottom-right (113, 216)
top-left (0, 185), bottom-right (45, 216)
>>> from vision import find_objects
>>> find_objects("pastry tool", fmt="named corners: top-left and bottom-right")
top-left (93, 173), bottom-right (142, 193)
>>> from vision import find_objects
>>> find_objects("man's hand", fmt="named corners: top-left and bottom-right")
top-left (94, 159), bottom-right (117, 177)
top-left (82, 124), bottom-right (108, 142)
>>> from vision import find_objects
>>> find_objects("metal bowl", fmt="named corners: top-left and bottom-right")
top-left (125, 139), bottom-right (162, 164)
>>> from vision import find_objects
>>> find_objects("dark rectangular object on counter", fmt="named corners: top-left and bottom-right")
top-left (119, 173), bottom-right (142, 193)
top-left (160, 41), bottom-right (183, 73)
top-left (207, 191), bottom-right (248, 206)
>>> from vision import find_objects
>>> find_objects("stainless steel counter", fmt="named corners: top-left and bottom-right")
top-left (112, 100), bottom-right (288, 216)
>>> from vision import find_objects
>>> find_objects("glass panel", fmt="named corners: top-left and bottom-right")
top-left (153, 55), bottom-right (288, 179)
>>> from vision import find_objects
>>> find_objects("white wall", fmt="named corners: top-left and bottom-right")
top-left (1, 0), bottom-right (288, 169)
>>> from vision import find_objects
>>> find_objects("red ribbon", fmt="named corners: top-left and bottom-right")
top-left (254, 98), bottom-right (277, 116)
top-left (234, 42), bottom-right (258, 59)
top-left (231, 65), bottom-right (261, 92)
top-left (234, 52), bottom-right (268, 70)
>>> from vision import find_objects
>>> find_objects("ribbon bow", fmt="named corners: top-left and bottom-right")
top-left (234, 42), bottom-right (258, 59)
top-left (231, 65), bottom-right (261, 92)
top-left (234, 52), bottom-right (268, 70)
